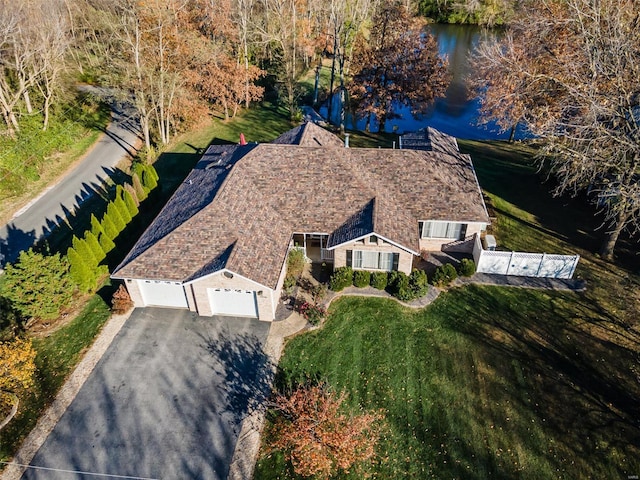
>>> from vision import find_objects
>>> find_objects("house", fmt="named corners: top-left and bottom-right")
top-left (112, 123), bottom-right (490, 321)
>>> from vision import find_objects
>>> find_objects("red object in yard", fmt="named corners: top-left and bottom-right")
top-left (239, 133), bottom-right (247, 145)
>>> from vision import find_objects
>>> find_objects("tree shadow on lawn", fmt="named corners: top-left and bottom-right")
top-left (441, 285), bottom-right (640, 475)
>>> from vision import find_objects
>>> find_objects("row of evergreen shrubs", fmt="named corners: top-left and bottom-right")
top-left (328, 258), bottom-right (476, 300)
top-left (67, 163), bottom-right (159, 293)
top-left (329, 267), bottom-right (429, 302)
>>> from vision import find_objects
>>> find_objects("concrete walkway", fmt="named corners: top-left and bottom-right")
top-left (0, 309), bottom-right (133, 480)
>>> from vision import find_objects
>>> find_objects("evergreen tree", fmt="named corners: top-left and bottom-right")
top-left (147, 163), bottom-right (159, 182)
top-left (142, 165), bottom-right (158, 191)
top-left (122, 186), bottom-right (139, 217)
top-left (92, 214), bottom-right (115, 253)
top-left (114, 195), bottom-right (132, 224)
top-left (124, 183), bottom-right (140, 206)
top-left (67, 247), bottom-right (97, 293)
top-left (106, 202), bottom-right (126, 233)
top-left (85, 231), bottom-right (106, 262)
top-left (132, 172), bottom-right (148, 201)
top-left (98, 231), bottom-right (116, 255)
top-left (101, 210), bottom-right (120, 239)
top-left (72, 235), bottom-right (98, 267)
top-left (90, 213), bottom-right (105, 238)
top-left (0, 249), bottom-right (73, 320)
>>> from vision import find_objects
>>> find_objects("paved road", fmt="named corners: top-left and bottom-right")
top-left (0, 89), bottom-right (140, 266)
top-left (21, 308), bottom-right (272, 480)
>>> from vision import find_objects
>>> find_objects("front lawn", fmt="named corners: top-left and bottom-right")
top-left (255, 139), bottom-right (640, 479)
top-left (258, 289), bottom-right (639, 479)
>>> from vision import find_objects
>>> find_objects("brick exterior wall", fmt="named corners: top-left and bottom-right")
top-left (333, 236), bottom-right (413, 275)
top-left (188, 270), bottom-right (275, 321)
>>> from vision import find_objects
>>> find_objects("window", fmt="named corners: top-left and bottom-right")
top-left (352, 250), bottom-right (395, 271)
top-left (420, 221), bottom-right (466, 240)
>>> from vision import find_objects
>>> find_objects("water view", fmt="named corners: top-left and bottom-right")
top-left (321, 23), bottom-right (528, 140)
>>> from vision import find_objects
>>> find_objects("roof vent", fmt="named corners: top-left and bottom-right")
top-left (344, 133), bottom-right (350, 148)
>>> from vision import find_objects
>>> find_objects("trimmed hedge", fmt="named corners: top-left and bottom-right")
top-left (370, 271), bottom-right (388, 290)
top-left (458, 258), bottom-right (476, 277)
top-left (353, 270), bottom-right (371, 288)
top-left (409, 269), bottom-right (429, 298)
top-left (329, 266), bottom-right (353, 291)
top-left (432, 263), bottom-right (458, 287)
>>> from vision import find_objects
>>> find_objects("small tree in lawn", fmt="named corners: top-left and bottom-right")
top-left (1, 249), bottom-right (73, 320)
top-left (267, 382), bottom-right (384, 479)
top-left (0, 338), bottom-right (36, 418)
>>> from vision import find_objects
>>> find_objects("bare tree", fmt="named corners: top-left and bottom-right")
top-left (472, 0), bottom-right (640, 259)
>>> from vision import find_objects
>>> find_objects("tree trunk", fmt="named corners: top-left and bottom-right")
top-left (599, 212), bottom-right (626, 260)
top-left (23, 90), bottom-right (33, 114)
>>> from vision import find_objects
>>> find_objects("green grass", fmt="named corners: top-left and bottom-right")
top-left (255, 139), bottom-right (640, 479)
top-left (0, 99), bottom-right (111, 225)
top-left (0, 293), bottom-right (112, 460)
top-left (258, 289), bottom-right (639, 479)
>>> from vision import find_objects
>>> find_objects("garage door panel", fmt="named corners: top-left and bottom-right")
top-left (138, 280), bottom-right (188, 308)
top-left (208, 289), bottom-right (258, 318)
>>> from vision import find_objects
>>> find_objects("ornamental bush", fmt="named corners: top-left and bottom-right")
top-left (111, 285), bottom-right (133, 314)
top-left (353, 270), bottom-right (371, 288)
top-left (387, 271), bottom-right (410, 299)
top-left (329, 266), bottom-right (353, 291)
top-left (432, 263), bottom-right (458, 287)
top-left (298, 301), bottom-right (327, 326)
top-left (458, 258), bottom-right (476, 277)
top-left (370, 271), bottom-right (388, 290)
top-left (283, 274), bottom-right (296, 294)
top-left (409, 269), bottom-right (429, 298)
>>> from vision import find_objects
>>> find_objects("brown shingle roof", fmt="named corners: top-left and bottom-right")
top-left (113, 124), bottom-right (489, 288)
top-left (272, 121), bottom-right (344, 148)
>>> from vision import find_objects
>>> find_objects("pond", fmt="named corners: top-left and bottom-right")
top-left (320, 23), bottom-right (528, 140)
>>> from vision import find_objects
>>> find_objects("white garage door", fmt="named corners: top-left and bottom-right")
top-left (208, 288), bottom-right (258, 318)
top-left (138, 280), bottom-right (188, 308)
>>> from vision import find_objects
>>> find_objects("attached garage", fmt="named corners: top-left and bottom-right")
top-left (208, 288), bottom-right (258, 318)
top-left (138, 280), bottom-right (188, 308)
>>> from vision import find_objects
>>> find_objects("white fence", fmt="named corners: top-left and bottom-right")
top-left (472, 234), bottom-right (579, 279)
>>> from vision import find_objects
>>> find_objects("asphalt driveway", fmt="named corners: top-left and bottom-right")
top-left (22, 308), bottom-right (272, 480)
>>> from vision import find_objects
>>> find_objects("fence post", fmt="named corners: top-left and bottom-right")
top-left (506, 251), bottom-right (515, 275)
top-left (569, 255), bottom-right (580, 279)
top-left (536, 253), bottom-right (546, 277)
